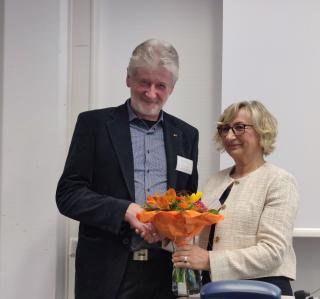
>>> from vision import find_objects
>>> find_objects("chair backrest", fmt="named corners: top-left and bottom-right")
top-left (200, 280), bottom-right (281, 299)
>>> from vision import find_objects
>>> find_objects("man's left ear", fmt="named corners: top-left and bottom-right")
top-left (169, 83), bottom-right (175, 95)
top-left (126, 73), bottom-right (131, 87)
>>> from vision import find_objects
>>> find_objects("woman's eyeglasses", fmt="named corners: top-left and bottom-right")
top-left (217, 124), bottom-right (254, 137)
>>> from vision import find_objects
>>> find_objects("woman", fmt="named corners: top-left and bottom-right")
top-left (172, 100), bottom-right (299, 295)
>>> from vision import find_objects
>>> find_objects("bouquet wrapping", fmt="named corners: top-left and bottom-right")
top-left (137, 188), bottom-right (224, 296)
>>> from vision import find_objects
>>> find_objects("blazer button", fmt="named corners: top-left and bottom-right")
top-left (122, 238), bottom-right (130, 245)
top-left (215, 236), bottom-right (220, 243)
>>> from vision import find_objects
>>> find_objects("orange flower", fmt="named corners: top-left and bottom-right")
top-left (166, 188), bottom-right (176, 204)
top-left (177, 200), bottom-right (189, 209)
top-left (157, 195), bottom-right (170, 210)
top-left (176, 196), bottom-right (184, 201)
top-left (144, 188), bottom-right (215, 212)
top-left (146, 195), bottom-right (157, 208)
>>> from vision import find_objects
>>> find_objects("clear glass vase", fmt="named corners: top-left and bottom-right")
top-left (172, 266), bottom-right (201, 296)
top-left (171, 237), bottom-right (202, 297)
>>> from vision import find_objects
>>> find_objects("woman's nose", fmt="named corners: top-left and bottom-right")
top-left (225, 128), bottom-right (236, 140)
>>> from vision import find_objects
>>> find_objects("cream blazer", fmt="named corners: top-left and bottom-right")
top-left (199, 162), bottom-right (299, 281)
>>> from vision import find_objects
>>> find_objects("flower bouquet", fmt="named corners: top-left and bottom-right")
top-left (137, 188), bottom-right (224, 297)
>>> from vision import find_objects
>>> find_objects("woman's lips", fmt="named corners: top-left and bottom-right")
top-left (226, 143), bottom-right (241, 150)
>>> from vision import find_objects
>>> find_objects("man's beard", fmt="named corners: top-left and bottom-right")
top-left (131, 98), bottom-right (162, 118)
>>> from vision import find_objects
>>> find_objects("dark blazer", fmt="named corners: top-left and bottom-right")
top-left (56, 102), bottom-right (199, 299)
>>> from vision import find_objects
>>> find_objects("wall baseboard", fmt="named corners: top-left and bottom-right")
top-left (293, 228), bottom-right (320, 237)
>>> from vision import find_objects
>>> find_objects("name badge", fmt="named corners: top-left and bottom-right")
top-left (176, 155), bottom-right (193, 175)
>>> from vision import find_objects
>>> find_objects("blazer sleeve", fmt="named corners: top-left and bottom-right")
top-left (209, 172), bottom-right (299, 280)
top-left (56, 112), bottom-right (130, 235)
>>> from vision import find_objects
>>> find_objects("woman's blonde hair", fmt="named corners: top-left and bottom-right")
top-left (215, 100), bottom-right (278, 156)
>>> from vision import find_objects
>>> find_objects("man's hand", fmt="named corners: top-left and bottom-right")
top-left (124, 203), bottom-right (145, 230)
top-left (124, 203), bottom-right (161, 243)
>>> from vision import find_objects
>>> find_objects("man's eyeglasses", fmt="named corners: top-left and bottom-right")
top-left (217, 124), bottom-right (254, 137)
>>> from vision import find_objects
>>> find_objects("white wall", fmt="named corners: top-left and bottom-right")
top-left (92, 0), bottom-right (223, 190)
top-left (66, 1), bottom-right (93, 298)
top-left (222, 0), bottom-right (320, 293)
top-left (0, 0), bottom-right (69, 298)
top-left (1, 1), bottom-right (320, 298)
top-left (0, 0), bottom-right (4, 292)
top-left (293, 237), bottom-right (320, 295)
top-left (222, 0), bottom-right (320, 231)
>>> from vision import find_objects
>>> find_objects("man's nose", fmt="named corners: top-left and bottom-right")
top-left (145, 85), bottom-right (157, 99)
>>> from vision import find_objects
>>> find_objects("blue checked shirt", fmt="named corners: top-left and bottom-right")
top-left (127, 101), bottom-right (167, 250)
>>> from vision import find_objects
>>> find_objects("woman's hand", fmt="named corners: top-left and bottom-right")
top-left (139, 223), bottom-right (163, 243)
top-left (172, 244), bottom-right (210, 270)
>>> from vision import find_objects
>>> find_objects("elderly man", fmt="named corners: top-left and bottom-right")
top-left (56, 39), bottom-right (199, 299)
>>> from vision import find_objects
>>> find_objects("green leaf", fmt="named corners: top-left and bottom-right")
top-left (169, 202), bottom-right (178, 210)
top-left (173, 267), bottom-right (186, 283)
top-left (208, 209), bottom-right (219, 214)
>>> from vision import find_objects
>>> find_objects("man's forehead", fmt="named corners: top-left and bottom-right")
top-left (133, 67), bottom-right (173, 83)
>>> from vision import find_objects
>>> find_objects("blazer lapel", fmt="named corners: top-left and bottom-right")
top-left (105, 104), bottom-right (135, 201)
top-left (163, 115), bottom-right (183, 189)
